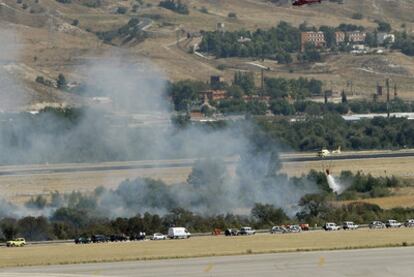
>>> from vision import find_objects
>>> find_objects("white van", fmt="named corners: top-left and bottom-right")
top-left (168, 227), bottom-right (191, 239)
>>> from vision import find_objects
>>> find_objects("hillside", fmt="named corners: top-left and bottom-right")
top-left (1, 0), bottom-right (414, 110)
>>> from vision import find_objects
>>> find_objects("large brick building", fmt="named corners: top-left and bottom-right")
top-left (301, 32), bottom-right (326, 51)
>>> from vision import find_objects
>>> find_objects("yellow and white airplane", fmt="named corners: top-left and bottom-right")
top-left (317, 146), bottom-right (341, 158)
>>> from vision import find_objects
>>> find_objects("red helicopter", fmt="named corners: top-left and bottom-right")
top-left (292, 0), bottom-right (323, 6)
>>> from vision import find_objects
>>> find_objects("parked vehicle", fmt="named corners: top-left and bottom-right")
top-left (369, 221), bottom-right (386, 229)
top-left (130, 232), bottom-right (146, 241)
top-left (287, 225), bottom-right (301, 233)
top-left (271, 226), bottom-right (287, 234)
top-left (224, 229), bottom-right (239, 236)
top-left (386, 220), bottom-right (402, 228)
top-left (343, 221), bottom-right (359, 230)
top-left (91, 234), bottom-right (109, 243)
top-left (239, 226), bottom-right (256, 235)
top-left (151, 233), bottom-right (167, 240)
top-left (323, 222), bottom-right (340, 231)
top-left (299, 223), bottom-right (310, 231)
top-left (168, 227), bottom-right (191, 239)
top-left (6, 238), bottom-right (26, 247)
top-left (405, 219), bottom-right (414, 227)
top-left (74, 237), bottom-right (91, 244)
top-left (110, 234), bottom-right (129, 242)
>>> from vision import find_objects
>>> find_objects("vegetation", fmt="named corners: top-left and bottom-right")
top-left (392, 32), bottom-right (414, 56)
top-left (199, 21), bottom-right (300, 61)
top-left (254, 114), bottom-right (414, 151)
top-left (307, 169), bottom-right (404, 200)
top-left (199, 21), bottom-right (368, 61)
top-left (159, 0), bottom-right (189, 15)
top-left (96, 18), bottom-right (147, 44)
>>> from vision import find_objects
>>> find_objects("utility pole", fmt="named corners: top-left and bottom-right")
top-left (386, 78), bottom-right (390, 119)
top-left (176, 29), bottom-right (180, 46)
top-left (394, 83), bottom-right (398, 99)
top-left (260, 68), bottom-right (264, 94)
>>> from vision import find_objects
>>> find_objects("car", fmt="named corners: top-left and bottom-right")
top-left (168, 227), bottom-right (191, 239)
top-left (369, 221), bottom-right (386, 229)
top-left (110, 234), bottom-right (129, 242)
top-left (6, 238), bottom-right (26, 247)
top-left (405, 219), bottom-right (414, 228)
top-left (287, 225), bottom-right (301, 233)
top-left (130, 232), bottom-right (146, 241)
top-left (385, 219), bottom-right (402, 228)
top-left (74, 237), bottom-right (91, 244)
top-left (343, 221), bottom-right (359, 230)
top-left (224, 229), bottom-right (239, 236)
top-left (323, 223), bottom-right (340, 231)
top-left (271, 226), bottom-right (287, 234)
top-left (91, 234), bottom-right (109, 243)
top-left (299, 223), bottom-right (310, 231)
top-left (239, 227), bottom-right (256, 235)
top-left (151, 233), bottom-right (167, 240)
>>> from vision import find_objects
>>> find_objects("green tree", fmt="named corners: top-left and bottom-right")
top-left (56, 73), bottom-right (67, 89)
top-left (251, 203), bottom-right (288, 227)
top-left (234, 72), bottom-right (255, 94)
top-left (0, 219), bottom-right (19, 240)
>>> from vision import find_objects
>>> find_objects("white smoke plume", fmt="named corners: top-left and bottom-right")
top-left (0, 36), bottom-right (320, 218)
top-left (327, 174), bottom-right (349, 195)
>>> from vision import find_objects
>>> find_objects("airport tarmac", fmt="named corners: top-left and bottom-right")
top-left (0, 246), bottom-right (413, 277)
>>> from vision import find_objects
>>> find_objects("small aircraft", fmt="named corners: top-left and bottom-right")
top-left (317, 146), bottom-right (341, 158)
top-left (292, 0), bottom-right (323, 6)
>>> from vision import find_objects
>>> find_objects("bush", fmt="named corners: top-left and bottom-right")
top-left (159, 0), bottom-right (189, 15)
top-left (351, 13), bottom-right (363, 20)
top-left (116, 7), bottom-right (128, 14)
top-left (228, 12), bottom-right (237, 19)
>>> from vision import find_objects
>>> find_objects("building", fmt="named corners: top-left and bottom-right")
top-left (377, 33), bottom-right (395, 44)
top-left (301, 31), bottom-right (325, 51)
top-left (200, 90), bottom-right (228, 102)
top-left (348, 31), bottom-right (366, 43)
top-left (335, 31), bottom-right (346, 44)
top-left (210, 76), bottom-right (224, 88)
top-left (216, 22), bottom-right (225, 32)
top-left (237, 36), bottom-right (252, 43)
top-left (335, 31), bottom-right (366, 44)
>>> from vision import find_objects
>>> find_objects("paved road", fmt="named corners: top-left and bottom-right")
top-left (1, 247), bottom-right (413, 277)
top-left (2, 149), bottom-right (414, 177)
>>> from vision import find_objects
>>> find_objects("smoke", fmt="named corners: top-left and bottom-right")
top-left (0, 36), bottom-right (320, 219)
top-left (327, 174), bottom-right (348, 195)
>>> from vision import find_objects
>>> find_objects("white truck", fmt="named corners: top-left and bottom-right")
top-left (385, 219), bottom-right (402, 228)
top-left (323, 222), bottom-right (340, 231)
top-left (343, 221), bottom-right (359, 230)
top-left (168, 227), bottom-right (191, 239)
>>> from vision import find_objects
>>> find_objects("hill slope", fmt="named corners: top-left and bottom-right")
top-left (1, 0), bottom-right (414, 110)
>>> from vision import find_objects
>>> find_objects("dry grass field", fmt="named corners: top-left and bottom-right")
top-left (0, 229), bottom-right (413, 268)
top-left (2, 0), bottom-right (414, 108)
top-left (282, 156), bottom-right (414, 179)
top-left (339, 187), bottom-right (414, 209)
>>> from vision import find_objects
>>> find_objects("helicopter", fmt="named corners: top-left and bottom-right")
top-left (292, 0), bottom-right (323, 6)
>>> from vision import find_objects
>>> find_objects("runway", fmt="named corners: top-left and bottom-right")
top-left (1, 247), bottom-right (413, 277)
top-left (1, 149), bottom-right (414, 177)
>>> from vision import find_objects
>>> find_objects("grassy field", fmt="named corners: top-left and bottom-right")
top-left (339, 187), bottom-right (414, 209)
top-left (0, 229), bottom-right (413, 268)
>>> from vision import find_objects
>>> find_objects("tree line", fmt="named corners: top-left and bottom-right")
top-left (0, 169), bottom-right (410, 241)
top-left (254, 114), bottom-right (414, 151)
